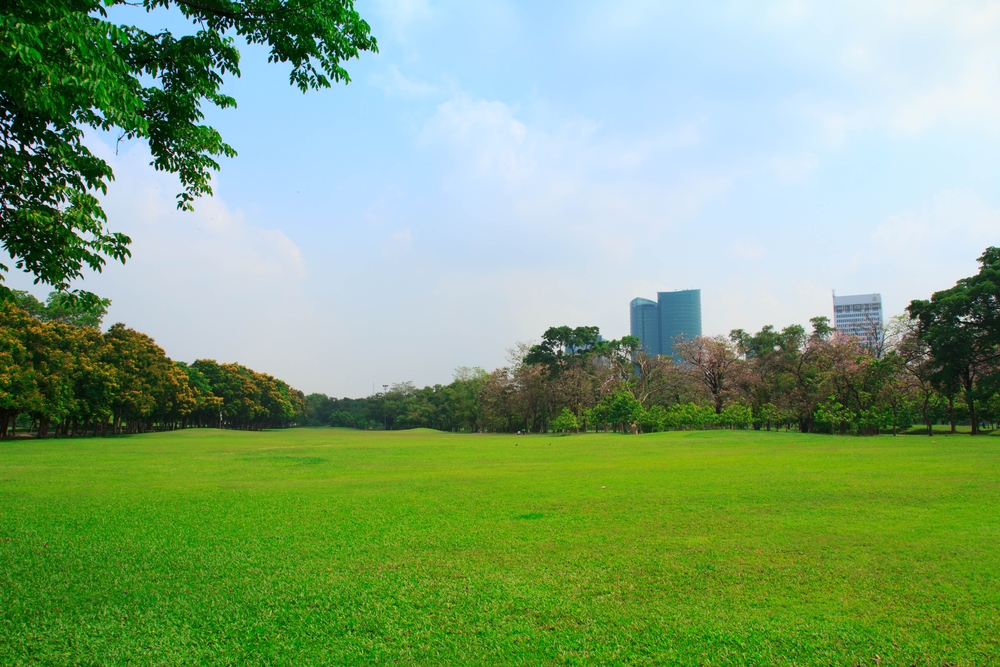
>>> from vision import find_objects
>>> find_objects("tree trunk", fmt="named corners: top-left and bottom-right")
top-left (949, 396), bottom-right (955, 434)
top-left (967, 394), bottom-right (979, 436)
top-left (923, 394), bottom-right (932, 436)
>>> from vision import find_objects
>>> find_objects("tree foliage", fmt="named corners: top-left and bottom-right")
top-left (0, 295), bottom-right (304, 436)
top-left (524, 326), bottom-right (601, 376)
top-left (907, 247), bottom-right (1000, 435)
top-left (1, 0), bottom-right (376, 300)
top-left (8, 248), bottom-right (1000, 439)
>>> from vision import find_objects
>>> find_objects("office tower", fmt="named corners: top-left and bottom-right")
top-left (833, 293), bottom-right (883, 347)
top-left (629, 290), bottom-right (703, 358)
top-left (630, 297), bottom-right (660, 356)
top-left (658, 289), bottom-right (702, 358)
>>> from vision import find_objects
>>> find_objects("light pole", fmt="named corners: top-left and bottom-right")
top-left (382, 384), bottom-right (389, 430)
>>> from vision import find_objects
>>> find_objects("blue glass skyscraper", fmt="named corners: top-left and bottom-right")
top-left (629, 297), bottom-right (659, 356)
top-left (629, 289), bottom-right (702, 358)
top-left (658, 289), bottom-right (702, 358)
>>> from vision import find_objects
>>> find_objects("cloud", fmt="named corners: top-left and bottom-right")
top-left (50, 137), bottom-right (316, 375)
top-left (367, 0), bottom-right (434, 41)
top-left (811, 188), bottom-right (1000, 318)
top-left (94, 141), bottom-right (307, 291)
top-left (867, 188), bottom-right (1000, 262)
top-left (417, 94), bottom-right (727, 248)
top-left (371, 64), bottom-right (438, 97)
top-left (773, 1), bottom-right (1000, 140)
top-left (384, 228), bottom-right (414, 260)
top-left (418, 95), bottom-right (532, 182)
top-left (579, 1), bottom-right (1000, 142)
top-left (769, 152), bottom-right (819, 183)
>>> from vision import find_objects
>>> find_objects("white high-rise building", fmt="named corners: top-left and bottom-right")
top-left (833, 293), bottom-right (883, 347)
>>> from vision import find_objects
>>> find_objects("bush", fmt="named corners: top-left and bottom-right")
top-left (719, 403), bottom-right (753, 429)
top-left (551, 407), bottom-right (580, 433)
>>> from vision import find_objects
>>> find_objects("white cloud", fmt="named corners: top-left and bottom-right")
top-left (769, 152), bottom-right (819, 183)
top-left (368, 0), bottom-right (434, 41)
top-left (418, 95), bottom-right (533, 182)
top-left (417, 94), bottom-right (727, 247)
top-left (95, 142), bottom-right (307, 291)
top-left (384, 228), bottom-right (414, 260)
top-left (59, 137), bottom-right (315, 377)
top-left (577, 0), bottom-right (1000, 143)
top-left (867, 188), bottom-right (1000, 262)
top-left (815, 188), bottom-right (1000, 318)
top-left (779, 1), bottom-right (1000, 139)
top-left (371, 64), bottom-right (438, 97)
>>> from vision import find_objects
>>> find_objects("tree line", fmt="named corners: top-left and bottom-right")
top-left (304, 247), bottom-right (1000, 436)
top-left (7, 248), bottom-right (999, 438)
top-left (0, 292), bottom-right (305, 437)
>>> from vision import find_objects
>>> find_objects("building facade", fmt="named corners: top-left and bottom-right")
top-left (629, 289), bottom-right (702, 358)
top-left (833, 293), bottom-right (883, 347)
top-left (658, 289), bottom-right (702, 358)
top-left (629, 297), bottom-right (659, 356)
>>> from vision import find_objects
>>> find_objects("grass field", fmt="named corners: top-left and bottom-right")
top-left (2, 428), bottom-right (999, 666)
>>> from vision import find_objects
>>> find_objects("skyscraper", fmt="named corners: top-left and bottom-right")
top-left (629, 289), bottom-right (702, 358)
top-left (833, 293), bottom-right (883, 347)
top-left (629, 297), bottom-right (659, 356)
top-left (658, 289), bottom-right (702, 358)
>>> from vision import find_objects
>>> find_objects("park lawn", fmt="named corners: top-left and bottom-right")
top-left (1, 428), bottom-right (998, 666)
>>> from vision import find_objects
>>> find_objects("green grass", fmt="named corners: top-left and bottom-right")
top-left (2, 428), bottom-right (999, 666)
top-left (901, 424), bottom-right (996, 436)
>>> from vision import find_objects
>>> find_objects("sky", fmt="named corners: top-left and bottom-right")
top-left (11, 0), bottom-right (1000, 397)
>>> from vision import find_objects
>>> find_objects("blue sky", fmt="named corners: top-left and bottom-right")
top-left (13, 0), bottom-right (1000, 396)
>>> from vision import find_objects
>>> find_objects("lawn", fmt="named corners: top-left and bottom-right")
top-left (1, 428), bottom-right (998, 666)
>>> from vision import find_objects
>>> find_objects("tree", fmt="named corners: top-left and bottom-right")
top-left (589, 391), bottom-right (642, 433)
top-left (674, 335), bottom-right (740, 414)
top-left (731, 324), bottom-right (803, 429)
top-left (719, 402), bottom-right (752, 430)
top-left (1, 0), bottom-right (376, 300)
top-left (0, 301), bottom-right (41, 435)
top-left (525, 326), bottom-right (601, 377)
top-left (104, 323), bottom-right (176, 433)
top-left (8, 289), bottom-right (110, 328)
top-left (781, 324), bottom-right (825, 433)
top-left (592, 335), bottom-right (641, 393)
top-left (666, 402), bottom-right (717, 430)
top-left (303, 393), bottom-right (335, 426)
top-left (889, 315), bottom-right (940, 436)
top-left (480, 366), bottom-right (518, 433)
top-left (449, 366), bottom-right (488, 432)
top-left (908, 247), bottom-right (1000, 435)
top-left (550, 407), bottom-right (580, 433)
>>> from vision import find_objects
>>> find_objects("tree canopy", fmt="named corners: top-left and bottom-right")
top-left (0, 294), bottom-right (305, 436)
top-left (907, 247), bottom-right (1000, 435)
top-left (524, 326), bottom-right (601, 376)
top-left (0, 0), bottom-right (376, 301)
